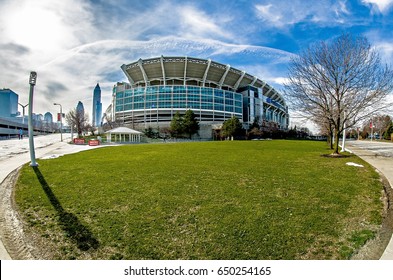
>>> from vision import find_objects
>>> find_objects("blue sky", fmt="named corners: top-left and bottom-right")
top-left (1, 0), bottom-right (392, 128)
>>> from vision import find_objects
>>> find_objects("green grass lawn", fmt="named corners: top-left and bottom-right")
top-left (14, 140), bottom-right (383, 259)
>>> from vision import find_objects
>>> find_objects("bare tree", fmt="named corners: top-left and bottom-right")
top-left (66, 109), bottom-right (91, 138)
top-left (369, 114), bottom-right (392, 139)
top-left (285, 34), bottom-right (393, 154)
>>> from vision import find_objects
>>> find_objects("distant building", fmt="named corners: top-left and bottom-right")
top-left (0, 89), bottom-right (18, 117)
top-left (92, 83), bottom-right (102, 127)
top-left (34, 114), bottom-right (44, 122)
top-left (76, 101), bottom-right (85, 115)
top-left (44, 112), bottom-right (53, 123)
top-left (0, 89), bottom-right (54, 137)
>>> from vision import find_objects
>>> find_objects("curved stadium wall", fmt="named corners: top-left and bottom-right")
top-left (113, 56), bottom-right (289, 138)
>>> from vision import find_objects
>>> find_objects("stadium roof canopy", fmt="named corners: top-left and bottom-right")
top-left (121, 56), bottom-right (286, 106)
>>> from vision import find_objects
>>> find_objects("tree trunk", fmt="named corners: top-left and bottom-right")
top-left (327, 130), bottom-right (334, 149)
top-left (333, 128), bottom-right (340, 154)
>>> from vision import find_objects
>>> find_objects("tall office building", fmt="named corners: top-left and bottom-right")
top-left (44, 112), bottom-right (53, 123)
top-left (92, 83), bottom-right (102, 127)
top-left (76, 101), bottom-right (85, 116)
top-left (0, 89), bottom-right (18, 117)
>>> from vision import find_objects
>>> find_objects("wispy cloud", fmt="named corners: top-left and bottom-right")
top-left (254, 0), bottom-right (353, 28)
top-left (255, 4), bottom-right (283, 27)
top-left (178, 5), bottom-right (234, 40)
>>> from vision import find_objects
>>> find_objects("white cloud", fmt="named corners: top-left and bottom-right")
top-left (364, 30), bottom-right (393, 63)
top-left (254, 0), bottom-right (353, 28)
top-left (362, 0), bottom-right (393, 13)
top-left (178, 6), bottom-right (233, 40)
top-left (375, 42), bottom-right (393, 62)
top-left (255, 4), bottom-right (283, 26)
top-left (335, 1), bottom-right (350, 16)
top-left (0, 0), bottom-right (93, 55)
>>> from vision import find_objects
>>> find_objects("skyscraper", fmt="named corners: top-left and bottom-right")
top-left (44, 112), bottom-right (53, 123)
top-left (76, 101), bottom-right (85, 116)
top-left (92, 83), bottom-right (102, 127)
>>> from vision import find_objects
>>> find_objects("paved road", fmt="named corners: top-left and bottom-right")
top-left (346, 140), bottom-right (393, 157)
top-left (345, 140), bottom-right (393, 260)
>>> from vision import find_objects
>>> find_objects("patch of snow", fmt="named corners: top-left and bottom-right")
top-left (40, 154), bottom-right (63, 160)
top-left (346, 162), bottom-right (364, 168)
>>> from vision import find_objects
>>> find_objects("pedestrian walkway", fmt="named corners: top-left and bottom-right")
top-left (0, 134), bottom-right (103, 259)
top-left (345, 140), bottom-right (393, 260)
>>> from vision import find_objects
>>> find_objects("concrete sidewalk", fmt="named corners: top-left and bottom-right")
top-left (0, 136), bottom-right (104, 260)
top-left (345, 141), bottom-right (393, 260)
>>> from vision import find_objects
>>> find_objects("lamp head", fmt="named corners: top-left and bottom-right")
top-left (29, 71), bottom-right (37, 85)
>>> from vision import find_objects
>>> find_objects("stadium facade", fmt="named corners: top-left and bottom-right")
top-left (112, 56), bottom-right (289, 138)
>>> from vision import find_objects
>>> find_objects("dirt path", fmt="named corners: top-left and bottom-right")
top-left (0, 168), bottom-right (35, 259)
top-left (0, 136), bottom-right (105, 259)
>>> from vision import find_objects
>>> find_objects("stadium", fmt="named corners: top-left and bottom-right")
top-left (112, 56), bottom-right (289, 138)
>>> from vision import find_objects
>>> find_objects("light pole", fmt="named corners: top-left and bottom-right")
top-left (28, 71), bottom-right (38, 167)
top-left (18, 103), bottom-right (28, 124)
top-left (54, 103), bottom-right (63, 142)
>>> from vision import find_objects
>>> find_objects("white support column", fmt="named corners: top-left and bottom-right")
top-left (234, 71), bottom-right (246, 90)
top-left (202, 59), bottom-right (212, 87)
top-left (183, 56), bottom-right (188, 86)
top-left (271, 91), bottom-right (278, 100)
top-left (138, 59), bottom-right (149, 86)
top-left (160, 56), bottom-right (166, 86)
top-left (265, 86), bottom-right (273, 96)
top-left (250, 76), bottom-right (258, 86)
top-left (218, 64), bottom-right (230, 89)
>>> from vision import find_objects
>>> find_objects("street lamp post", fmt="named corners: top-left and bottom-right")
top-left (18, 103), bottom-right (28, 124)
top-left (54, 103), bottom-right (63, 142)
top-left (28, 71), bottom-right (38, 167)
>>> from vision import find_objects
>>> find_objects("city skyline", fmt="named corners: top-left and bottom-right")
top-left (1, 0), bottom-right (393, 130)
